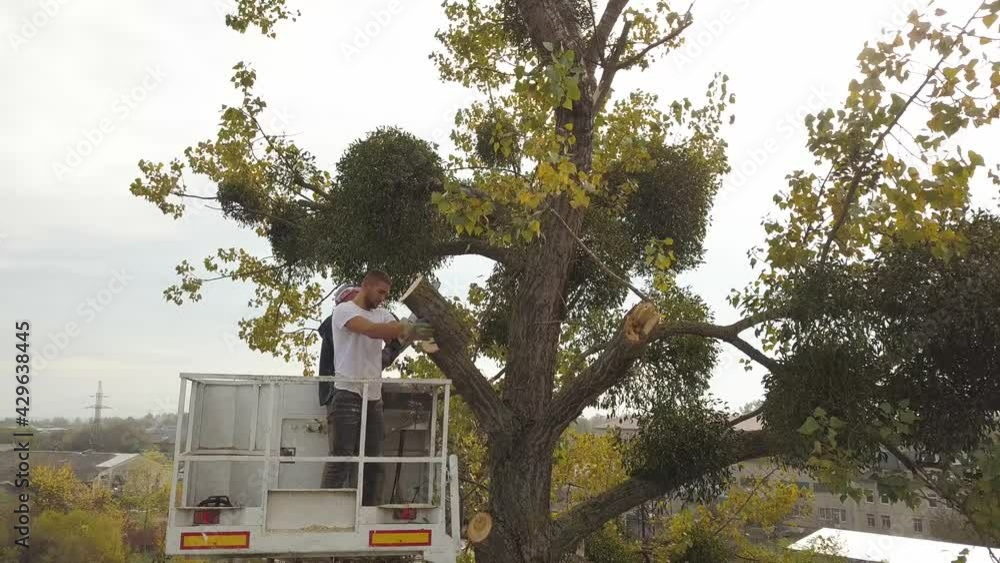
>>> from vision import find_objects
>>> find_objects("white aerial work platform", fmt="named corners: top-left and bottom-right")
top-left (165, 373), bottom-right (460, 562)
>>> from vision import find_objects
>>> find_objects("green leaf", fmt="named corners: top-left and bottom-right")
top-left (889, 93), bottom-right (907, 116)
top-left (798, 416), bottom-right (821, 436)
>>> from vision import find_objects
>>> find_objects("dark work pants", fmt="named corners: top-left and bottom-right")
top-left (321, 389), bottom-right (384, 505)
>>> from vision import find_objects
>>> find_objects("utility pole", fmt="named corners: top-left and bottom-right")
top-left (85, 380), bottom-right (112, 448)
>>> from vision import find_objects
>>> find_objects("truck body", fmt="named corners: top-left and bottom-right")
top-left (165, 373), bottom-right (460, 561)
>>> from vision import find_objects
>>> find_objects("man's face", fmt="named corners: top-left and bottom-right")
top-left (363, 280), bottom-right (390, 309)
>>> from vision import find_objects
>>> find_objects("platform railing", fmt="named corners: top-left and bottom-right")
top-left (167, 374), bottom-right (452, 533)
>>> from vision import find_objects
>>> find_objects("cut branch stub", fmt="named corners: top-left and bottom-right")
top-left (623, 301), bottom-right (661, 345)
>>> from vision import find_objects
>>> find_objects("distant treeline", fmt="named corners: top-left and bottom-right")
top-left (0, 413), bottom-right (180, 453)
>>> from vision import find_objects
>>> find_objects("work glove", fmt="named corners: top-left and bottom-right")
top-left (399, 319), bottom-right (435, 342)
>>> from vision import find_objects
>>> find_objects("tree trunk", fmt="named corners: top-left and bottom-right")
top-left (475, 432), bottom-right (559, 563)
top-left (477, 76), bottom-right (599, 563)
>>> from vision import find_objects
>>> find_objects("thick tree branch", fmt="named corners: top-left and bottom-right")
top-left (654, 319), bottom-right (783, 373)
top-left (512, 0), bottom-right (584, 55)
top-left (728, 335), bottom-right (783, 374)
top-left (548, 301), bottom-right (661, 432)
top-left (594, 19), bottom-right (633, 112)
top-left (730, 404), bottom-right (765, 428)
top-left (401, 276), bottom-right (510, 433)
top-left (885, 443), bottom-right (952, 504)
top-left (553, 477), bottom-right (663, 554)
top-left (549, 313), bottom-right (782, 433)
top-left (549, 429), bottom-right (776, 554)
top-left (588, 0), bottom-right (630, 68)
top-left (434, 238), bottom-right (515, 265)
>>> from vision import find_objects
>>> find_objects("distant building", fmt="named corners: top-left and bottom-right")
top-left (145, 413), bottom-right (189, 454)
top-left (591, 416), bottom-right (638, 439)
top-left (0, 450), bottom-right (160, 492)
top-left (148, 423), bottom-right (178, 453)
top-left (596, 415), bottom-right (976, 545)
top-left (734, 415), bottom-right (970, 543)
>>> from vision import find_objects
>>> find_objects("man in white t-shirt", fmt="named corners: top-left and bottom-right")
top-left (320, 271), bottom-right (433, 504)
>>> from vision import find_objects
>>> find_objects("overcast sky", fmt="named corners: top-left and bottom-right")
top-left (2, 0), bottom-right (993, 420)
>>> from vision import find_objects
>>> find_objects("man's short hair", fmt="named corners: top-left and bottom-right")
top-left (363, 270), bottom-right (391, 286)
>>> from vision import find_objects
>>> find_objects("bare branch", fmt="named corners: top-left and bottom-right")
top-left (488, 366), bottom-right (507, 383)
top-left (199, 262), bottom-right (289, 283)
top-left (708, 467), bottom-right (779, 538)
top-left (594, 6), bottom-right (692, 112)
top-left (244, 109), bottom-right (332, 202)
top-left (615, 6), bottom-right (693, 70)
top-left (884, 443), bottom-right (1000, 563)
top-left (729, 404), bottom-right (765, 428)
top-left (728, 335), bottom-right (783, 373)
top-left (434, 239), bottom-right (515, 265)
top-left (282, 326), bottom-right (318, 335)
top-left (172, 192), bottom-right (219, 201)
top-left (313, 284), bottom-right (338, 308)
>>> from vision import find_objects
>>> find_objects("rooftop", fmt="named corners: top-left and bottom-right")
top-left (789, 528), bottom-right (997, 562)
top-left (732, 415), bottom-right (763, 432)
top-left (0, 450), bottom-right (138, 484)
top-left (591, 416), bottom-right (639, 431)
